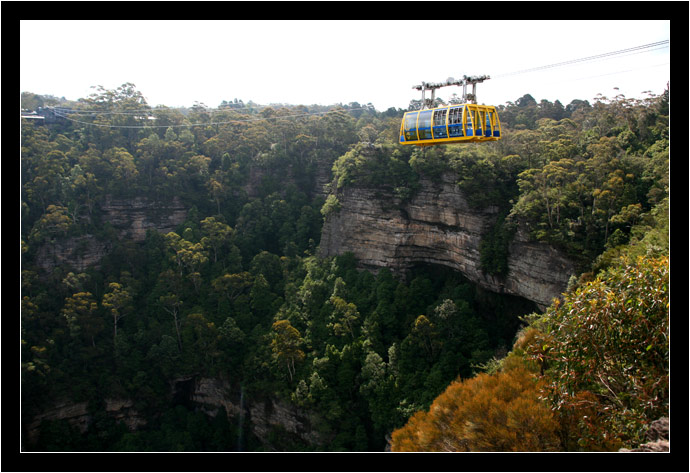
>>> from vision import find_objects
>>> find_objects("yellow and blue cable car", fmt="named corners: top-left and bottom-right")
top-left (399, 103), bottom-right (502, 146)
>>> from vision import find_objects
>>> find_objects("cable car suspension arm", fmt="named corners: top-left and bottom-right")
top-left (413, 75), bottom-right (490, 109)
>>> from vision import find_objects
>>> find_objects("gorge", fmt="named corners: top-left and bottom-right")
top-left (22, 85), bottom-right (668, 453)
top-left (25, 156), bottom-right (576, 451)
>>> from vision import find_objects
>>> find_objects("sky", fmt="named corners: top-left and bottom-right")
top-left (20, 20), bottom-right (670, 112)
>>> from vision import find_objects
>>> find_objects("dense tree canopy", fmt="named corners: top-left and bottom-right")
top-left (21, 83), bottom-right (669, 452)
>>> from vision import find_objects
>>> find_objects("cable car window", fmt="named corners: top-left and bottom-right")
top-left (492, 109), bottom-right (500, 136)
top-left (448, 107), bottom-right (461, 125)
top-left (433, 109), bottom-right (447, 127)
top-left (418, 110), bottom-right (432, 128)
top-left (418, 110), bottom-right (433, 140)
top-left (484, 110), bottom-right (491, 137)
top-left (465, 107), bottom-right (474, 136)
top-left (433, 109), bottom-right (448, 138)
top-left (404, 112), bottom-right (419, 141)
top-left (448, 107), bottom-right (463, 137)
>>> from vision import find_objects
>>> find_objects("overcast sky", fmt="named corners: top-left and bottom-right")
top-left (20, 20), bottom-right (670, 111)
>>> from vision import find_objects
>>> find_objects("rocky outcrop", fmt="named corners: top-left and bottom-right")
top-left (25, 401), bottom-right (90, 445)
top-left (35, 235), bottom-right (112, 271)
top-left (248, 398), bottom-right (324, 448)
top-left (35, 196), bottom-right (187, 271)
top-left (320, 172), bottom-right (575, 310)
top-left (187, 377), bottom-right (325, 449)
top-left (100, 195), bottom-right (187, 241)
top-left (619, 417), bottom-right (669, 452)
top-left (104, 398), bottom-right (147, 432)
top-left (24, 398), bottom-right (145, 446)
top-left (27, 376), bottom-right (324, 450)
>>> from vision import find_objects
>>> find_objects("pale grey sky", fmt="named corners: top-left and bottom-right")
top-left (20, 20), bottom-right (670, 111)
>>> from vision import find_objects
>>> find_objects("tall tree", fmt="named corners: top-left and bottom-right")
top-left (61, 292), bottom-right (102, 348)
top-left (102, 282), bottom-right (133, 345)
top-left (200, 217), bottom-right (233, 264)
top-left (159, 293), bottom-right (184, 352)
top-left (271, 319), bottom-right (305, 383)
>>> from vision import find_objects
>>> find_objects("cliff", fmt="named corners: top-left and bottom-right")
top-left (320, 172), bottom-right (575, 311)
top-left (23, 398), bottom-right (146, 447)
top-left (35, 195), bottom-right (187, 271)
top-left (25, 376), bottom-right (324, 450)
top-left (184, 377), bottom-right (324, 448)
top-left (100, 195), bottom-right (187, 242)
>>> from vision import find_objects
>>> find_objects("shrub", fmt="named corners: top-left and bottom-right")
top-left (390, 361), bottom-right (560, 451)
top-left (525, 255), bottom-right (669, 449)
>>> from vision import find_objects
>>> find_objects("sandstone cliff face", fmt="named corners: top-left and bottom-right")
top-left (26, 377), bottom-right (323, 450)
top-left (100, 195), bottom-right (187, 242)
top-left (35, 196), bottom-right (187, 271)
top-left (320, 172), bottom-right (575, 311)
top-left (24, 398), bottom-right (146, 446)
top-left (35, 235), bottom-right (111, 272)
top-left (186, 377), bottom-right (325, 449)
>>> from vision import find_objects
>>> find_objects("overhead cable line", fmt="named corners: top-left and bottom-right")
top-left (492, 40), bottom-right (669, 79)
top-left (30, 39), bottom-right (669, 126)
top-left (41, 103), bottom-right (275, 116)
top-left (46, 105), bottom-right (370, 129)
top-left (544, 61), bottom-right (670, 86)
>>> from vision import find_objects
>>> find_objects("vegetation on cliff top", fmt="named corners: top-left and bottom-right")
top-left (330, 89), bottom-right (669, 271)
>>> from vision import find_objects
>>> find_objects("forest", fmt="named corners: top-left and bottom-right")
top-left (20, 82), bottom-right (669, 453)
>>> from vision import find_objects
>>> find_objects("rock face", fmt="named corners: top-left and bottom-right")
top-left (619, 417), bottom-right (669, 452)
top-left (320, 172), bottom-right (575, 311)
top-left (35, 235), bottom-right (111, 271)
top-left (248, 397), bottom-right (324, 448)
top-left (24, 398), bottom-right (145, 447)
top-left (179, 377), bottom-right (325, 449)
top-left (35, 195), bottom-right (187, 271)
top-left (26, 377), bottom-right (324, 450)
top-left (101, 195), bottom-right (187, 242)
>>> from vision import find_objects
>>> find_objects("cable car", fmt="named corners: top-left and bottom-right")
top-left (399, 103), bottom-right (501, 146)
top-left (399, 75), bottom-right (502, 147)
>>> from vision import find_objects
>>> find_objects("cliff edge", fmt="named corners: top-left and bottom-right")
top-left (320, 172), bottom-right (575, 311)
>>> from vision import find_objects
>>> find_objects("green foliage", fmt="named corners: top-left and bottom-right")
top-left (331, 142), bottom-right (418, 199)
top-left (392, 242), bottom-right (669, 452)
top-left (504, 91), bottom-right (669, 262)
top-left (525, 254), bottom-right (669, 450)
top-left (320, 194), bottom-right (341, 217)
top-left (479, 213), bottom-right (515, 276)
top-left (21, 84), bottom-right (670, 452)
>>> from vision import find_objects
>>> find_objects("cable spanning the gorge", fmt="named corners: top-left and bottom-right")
top-left (47, 105), bottom-right (370, 129)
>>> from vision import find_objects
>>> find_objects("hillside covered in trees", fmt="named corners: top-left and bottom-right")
top-left (20, 83), bottom-right (669, 454)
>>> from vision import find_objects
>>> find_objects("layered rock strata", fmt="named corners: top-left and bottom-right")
top-left (24, 398), bottom-right (145, 446)
top-left (35, 196), bottom-right (187, 271)
top-left (26, 377), bottom-right (323, 450)
top-left (188, 377), bottom-right (323, 448)
top-left (100, 195), bottom-right (187, 241)
top-left (320, 172), bottom-right (575, 311)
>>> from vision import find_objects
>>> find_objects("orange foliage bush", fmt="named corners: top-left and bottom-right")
top-left (390, 363), bottom-right (560, 451)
